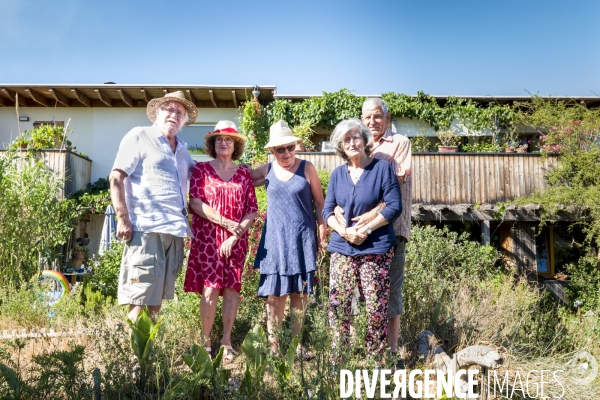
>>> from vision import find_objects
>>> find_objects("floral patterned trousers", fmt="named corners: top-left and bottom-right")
top-left (328, 249), bottom-right (394, 356)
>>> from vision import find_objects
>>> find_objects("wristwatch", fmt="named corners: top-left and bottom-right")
top-left (365, 226), bottom-right (372, 235)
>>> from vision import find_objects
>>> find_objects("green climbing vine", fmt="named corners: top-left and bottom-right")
top-left (239, 89), bottom-right (517, 163)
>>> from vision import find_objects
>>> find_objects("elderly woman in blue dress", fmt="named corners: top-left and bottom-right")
top-left (250, 120), bottom-right (327, 355)
top-left (322, 118), bottom-right (401, 360)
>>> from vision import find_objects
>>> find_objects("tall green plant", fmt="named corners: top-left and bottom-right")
top-left (128, 307), bottom-right (162, 389)
top-left (240, 324), bottom-right (268, 395)
top-left (0, 152), bottom-right (79, 287)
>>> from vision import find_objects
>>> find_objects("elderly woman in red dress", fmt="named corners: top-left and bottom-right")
top-left (184, 120), bottom-right (258, 362)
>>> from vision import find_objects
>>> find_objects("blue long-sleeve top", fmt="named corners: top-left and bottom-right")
top-left (322, 158), bottom-right (402, 256)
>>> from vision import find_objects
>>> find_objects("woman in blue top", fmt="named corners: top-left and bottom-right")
top-left (251, 120), bottom-right (327, 355)
top-left (322, 118), bottom-right (401, 360)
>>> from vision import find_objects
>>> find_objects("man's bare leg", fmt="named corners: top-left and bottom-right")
top-left (128, 304), bottom-right (161, 321)
top-left (387, 315), bottom-right (400, 353)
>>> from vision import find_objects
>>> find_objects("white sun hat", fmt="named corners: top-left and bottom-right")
top-left (263, 120), bottom-right (302, 149)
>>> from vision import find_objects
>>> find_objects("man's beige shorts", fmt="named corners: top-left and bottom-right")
top-left (117, 231), bottom-right (184, 306)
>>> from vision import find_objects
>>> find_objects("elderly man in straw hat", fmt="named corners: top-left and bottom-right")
top-left (109, 91), bottom-right (198, 321)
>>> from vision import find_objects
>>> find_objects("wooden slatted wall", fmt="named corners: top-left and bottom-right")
top-left (270, 152), bottom-right (559, 205)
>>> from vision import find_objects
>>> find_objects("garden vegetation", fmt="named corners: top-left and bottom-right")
top-left (0, 93), bottom-right (599, 399)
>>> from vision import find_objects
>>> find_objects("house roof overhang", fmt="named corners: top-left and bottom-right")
top-left (0, 84), bottom-right (276, 108)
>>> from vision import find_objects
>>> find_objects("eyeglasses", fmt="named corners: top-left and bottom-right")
top-left (216, 137), bottom-right (234, 144)
top-left (161, 106), bottom-right (186, 119)
top-left (274, 144), bottom-right (296, 154)
top-left (343, 136), bottom-right (363, 145)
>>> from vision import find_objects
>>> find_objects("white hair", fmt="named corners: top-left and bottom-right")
top-left (362, 98), bottom-right (389, 115)
top-left (329, 118), bottom-right (373, 161)
top-left (156, 101), bottom-right (190, 125)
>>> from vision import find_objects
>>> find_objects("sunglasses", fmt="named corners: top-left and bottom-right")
top-left (274, 144), bottom-right (296, 154)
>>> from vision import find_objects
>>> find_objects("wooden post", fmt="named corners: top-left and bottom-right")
top-left (481, 220), bottom-right (491, 245)
top-left (512, 222), bottom-right (537, 277)
top-left (93, 368), bottom-right (101, 400)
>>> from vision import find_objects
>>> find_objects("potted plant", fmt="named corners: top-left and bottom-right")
top-left (502, 130), bottom-right (521, 153)
top-left (73, 245), bottom-right (89, 261)
top-left (554, 272), bottom-right (569, 282)
top-left (411, 127), bottom-right (432, 152)
top-left (436, 127), bottom-right (461, 152)
top-left (516, 142), bottom-right (529, 153)
top-left (15, 137), bottom-right (29, 150)
top-left (30, 124), bottom-right (72, 150)
top-left (291, 121), bottom-right (315, 152)
top-left (504, 139), bottom-right (520, 153)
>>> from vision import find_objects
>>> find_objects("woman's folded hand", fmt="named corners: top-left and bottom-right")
top-left (219, 235), bottom-right (238, 258)
top-left (343, 227), bottom-right (368, 245)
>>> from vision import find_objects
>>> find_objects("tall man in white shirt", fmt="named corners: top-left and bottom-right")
top-left (110, 91), bottom-right (197, 321)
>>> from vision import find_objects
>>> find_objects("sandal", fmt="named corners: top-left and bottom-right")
top-left (221, 344), bottom-right (236, 364)
top-left (202, 340), bottom-right (212, 359)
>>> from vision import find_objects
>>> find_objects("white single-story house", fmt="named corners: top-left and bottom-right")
top-left (0, 84), bottom-right (276, 182)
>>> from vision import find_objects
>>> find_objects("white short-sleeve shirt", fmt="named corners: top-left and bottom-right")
top-left (112, 124), bottom-right (195, 237)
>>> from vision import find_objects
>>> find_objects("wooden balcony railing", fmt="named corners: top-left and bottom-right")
top-left (268, 152), bottom-right (559, 205)
top-left (1, 149), bottom-right (92, 199)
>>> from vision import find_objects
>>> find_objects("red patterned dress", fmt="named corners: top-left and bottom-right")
top-left (184, 162), bottom-right (258, 295)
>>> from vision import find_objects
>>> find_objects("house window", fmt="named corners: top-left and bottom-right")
top-left (33, 121), bottom-right (64, 129)
top-left (178, 124), bottom-right (213, 150)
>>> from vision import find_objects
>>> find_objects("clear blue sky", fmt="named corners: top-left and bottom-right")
top-left (1, 0), bottom-right (598, 96)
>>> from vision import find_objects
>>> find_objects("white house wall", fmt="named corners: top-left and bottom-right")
top-left (0, 107), bottom-right (240, 182)
top-left (393, 117), bottom-right (493, 137)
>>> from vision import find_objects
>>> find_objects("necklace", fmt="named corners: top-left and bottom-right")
top-left (279, 158), bottom-right (296, 170)
top-left (348, 166), bottom-right (363, 182)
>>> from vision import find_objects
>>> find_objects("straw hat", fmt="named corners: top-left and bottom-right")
top-left (204, 120), bottom-right (247, 142)
top-left (146, 91), bottom-right (198, 125)
top-left (264, 120), bottom-right (301, 149)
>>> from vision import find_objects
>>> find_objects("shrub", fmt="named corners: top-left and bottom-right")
top-left (89, 239), bottom-right (124, 300)
top-left (0, 152), bottom-right (79, 286)
top-left (565, 253), bottom-right (600, 311)
top-left (401, 225), bottom-right (504, 338)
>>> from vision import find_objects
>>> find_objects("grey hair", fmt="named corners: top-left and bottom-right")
top-left (362, 98), bottom-right (389, 115)
top-left (156, 101), bottom-right (190, 125)
top-left (329, 118), bottom-right (373, 162)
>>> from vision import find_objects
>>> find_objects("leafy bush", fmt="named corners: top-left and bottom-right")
top-left (0, 152), bottom-right (79, 286)
top-left (514, 96), bottom-right (600, 154)
top-left (462, 137), bottom-right (501, 153)
top-left (565, 254), bottom-right (600, 311)
top-left (435, 127), bottom-right (461, 147)
top-left (401, 225), bottom-right (503, 336)
top-left (71, 177), bottom-right (111, 214)
top-left (411, 131), bottom-right (434, 152)
top-left (89, 239), bottom-right (124, 300)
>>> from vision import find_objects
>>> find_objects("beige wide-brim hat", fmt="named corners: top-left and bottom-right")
top-left (264, 120), bottom-right (302, 149)
top-left (146, 91), bottom-right (198, 125)
top-left (204, 120), bottom-right (247, 142)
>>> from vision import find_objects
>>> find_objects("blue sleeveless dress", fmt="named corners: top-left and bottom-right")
top-left (254, 160), bottom-right (317, 297)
